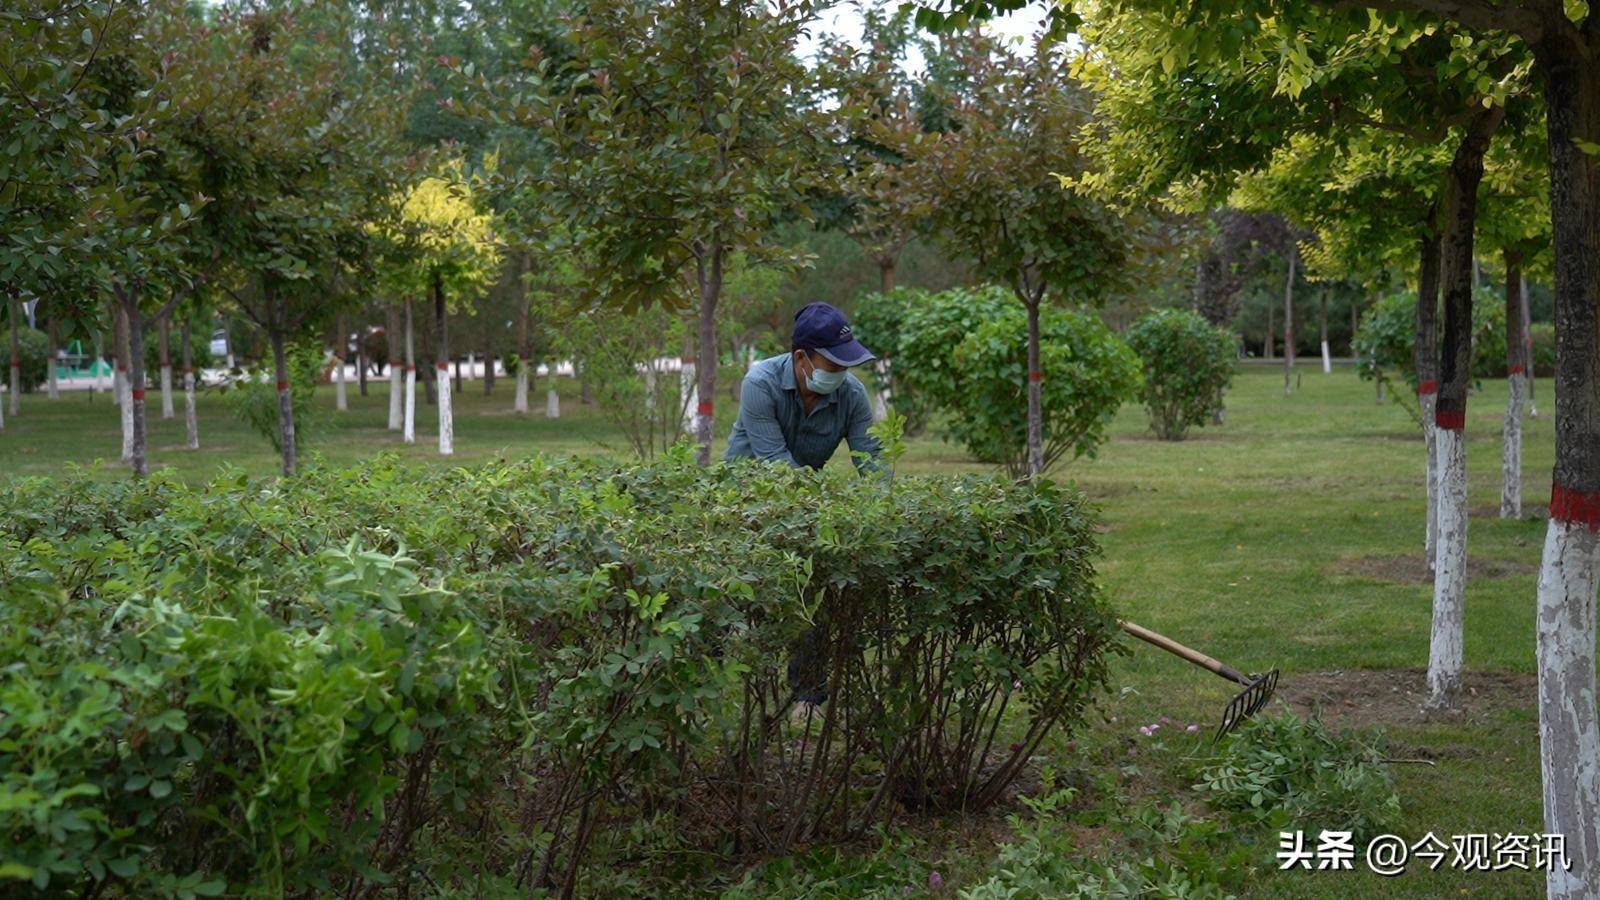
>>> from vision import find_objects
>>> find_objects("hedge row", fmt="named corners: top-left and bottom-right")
top-left (0, 451), bottom-right (1117, 897)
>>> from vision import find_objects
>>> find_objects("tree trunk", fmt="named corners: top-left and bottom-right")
top-left (1025, 295), bottom-right (1044, 478)
top-left (1282, 245), bottom-right (1296, 396)
top-left (403, 299), bottom-right (416, 444)
top-left (421, 298), bottom-right (437, 406)
top-left (387, 303), bottom-right (403, 430)
top-left (1416, 232), bottom-right (1443, 570)
top-left (158, 316), bottom-right (174, 420)
top-left (680, 353), bottom-right (698, 437)
top-left (120, 289), bottom-right (149, 478)
top-left (1523, 273), bottom-right (1538, 417)
top-left (9, 293), bottom-right (22, 416)
top-left (91, 330), bottom-right (102, 398)
top-left (45, 316), bottom-right (58, 400)
top-left (1426, 105), bottom-right (1502, 714)
top-left (181, 318), bottom-right (198, 450)
top-left (270, 324), bottom-right (296, 477)
top-left (1263, 303), bottom-right (1274, 359)
top-left (546, 369), bottom-right (560, 418)
top-left (115, 302), bottom-right (132, 461)
top-left (878, 255), bottom-right (896, 293)
top-left (1533, 53), bottom-right (1600, 900)
top-left (693, 244), bottom-right (723, 466)
top-left (434, 273), bottom-right (452, 456)
top-left (333, 314), bottom-right (348, 412)
top-left (483, 324), bottom-right (495, 395)
top-left (1319, 289), bottom-right (1331, 374)
top-left (1503, 251), bottom-right (1527, 519)
top-left (357, 319), bottom-right (369, 397)
top-left (515, 256), bottom-right (531, 414)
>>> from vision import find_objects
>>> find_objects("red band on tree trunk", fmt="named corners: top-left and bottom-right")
top-left (1417, 380), bottom-right (1439, 396)
top-left (183, 367), bottom-right (194, 374)
top-left (436, 362), bottom-right (449, 371)
top-left (1551, 483), bottom-right (1600, 532)
top-left (9, 358), bottom-right (18, 368)
top-left (1027, 371), bottom-right (1043, 383)
top-left (697, 401), bottom-right (714, 416)
top-left (1508, 364), bottom-right (1525, 375)
top-left (1435, 408), bottom-right (1466, 430)
top-left (405, 364), bottom-right (416, 372)
top-left (131, 389), bottom-right (145, 401)
top-left (276, 381), bottom-right (289, 391)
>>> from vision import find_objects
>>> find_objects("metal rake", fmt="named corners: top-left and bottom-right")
top-left (1120, 620), bottom-right (1280, 742)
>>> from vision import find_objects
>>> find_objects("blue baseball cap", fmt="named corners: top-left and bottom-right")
top-left (793, 302), bottom-right (875, 367)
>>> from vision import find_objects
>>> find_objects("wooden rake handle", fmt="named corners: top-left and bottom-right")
top-left (1119, 619), bottom-right (1251, 687)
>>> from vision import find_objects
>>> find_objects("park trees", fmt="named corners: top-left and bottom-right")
top-left (887, 32), bottom-right (1131, 478)
top-left (927, 0), bottom-right (1598, 889)
top-left (192, 5), bottom-right (401, 476)
top-left (372, 164), bottom-right (501, 455)
top-left (480, 0), bottom-right (828, 465)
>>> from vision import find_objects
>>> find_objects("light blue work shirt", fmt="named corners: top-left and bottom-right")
top-left (723, 353), bottom-right (882, 473)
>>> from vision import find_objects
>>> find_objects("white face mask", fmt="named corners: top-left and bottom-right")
top-left (798, 353), bottom-right (846, 394)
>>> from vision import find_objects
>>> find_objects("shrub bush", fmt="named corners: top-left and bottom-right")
top-left (849, 287), bottom-right (934, 434)
top-left (1530, 322), bottom-right (1555, 378)
top-left (1124, 309), bottom-right (1235, 441)
top-left (1353, 286), bottom-right (1513, 404)
top-left (896, 285), bottom-right (1140, 475)
top-left (0, 452), bottom-right (1116, 896)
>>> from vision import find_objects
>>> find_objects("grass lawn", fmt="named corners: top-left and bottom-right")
top-left (0, 364), bottom-right (1559, 897)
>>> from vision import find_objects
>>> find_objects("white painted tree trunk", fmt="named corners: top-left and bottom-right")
top-left (1422, 391), bottom-right (1439, 569)
top-left (546, 381), bottom-right (560, 418)
top-left (1320, 340), bottom-right (1332, 374)
top-left (184, 369), bottom-right (198, 450)
top-left (644, 368), bottom-right (657, 413)
top-left (387, 362), bottom-right (402, 430)
top-left (514, 365), bottom-right (529, 414)
top-left (112, 362), bottom-right (123, 407)
top-left (334, 357), bottom-right (348, 412)
top-left (159, 365), bottom-right (174, 419)
top-left (119, 368), bottom-right (133, 462)
top-left (402, 300), bottom-right (416, 445)
top-left (680, 360), bottom-right (697, 434)
top-left (1502, 374), bottom-right (1525, 518)
top-left (1425, 426), bottom-right (1468, 710)
top-left (436, 364), bottom-right (453, 455)
top-left (872, 359), bottom-right (891, 421)
top-left (1536, 519), bottom-right (1600, 899)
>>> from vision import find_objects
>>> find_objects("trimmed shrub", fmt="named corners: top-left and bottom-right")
top-left (0, 452), bottom-right (1116, 896)
top-left (1124, 309), bottom-right (1235, 441)
top-left (897, 285), bottom-right (1140, 475)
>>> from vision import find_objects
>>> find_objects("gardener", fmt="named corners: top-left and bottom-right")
top-left (724, 301), bottom-right (882, 473)
top-left (725, 302), bottom-right (882, 714)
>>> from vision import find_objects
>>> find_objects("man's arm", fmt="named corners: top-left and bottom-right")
top-left (845, 390), bottom-right (885, 475)
top-left (738, 376), bottom-right (802, 466)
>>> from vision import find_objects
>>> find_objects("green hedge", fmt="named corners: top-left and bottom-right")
top-left (0, 452), bottom-right (1116, 896)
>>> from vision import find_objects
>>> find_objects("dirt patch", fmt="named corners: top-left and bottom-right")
top-left (1278, 667), bottom-right (1534, 731)
top-left (1469, 503), bottom-right (1549, 521)
top-left (1329, 554), bottom-right (1537, 584)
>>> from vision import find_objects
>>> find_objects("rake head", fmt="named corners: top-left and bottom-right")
top-left (1214, 669), bottom-right (1279, 742)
